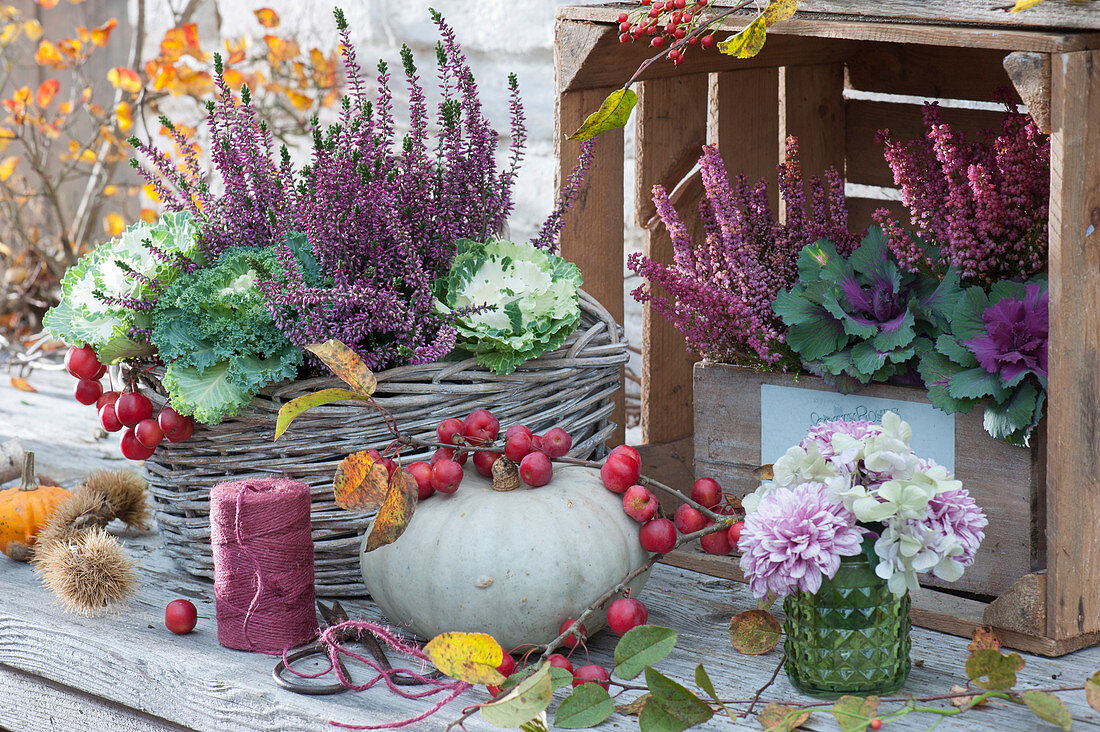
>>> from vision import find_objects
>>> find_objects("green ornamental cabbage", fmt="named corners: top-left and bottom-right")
top-left (436, 239), bottom-right (583, 374)
top-left (151, 247), bottom-right (302, 424)
top-left (43, 211), bottom-right (200, 363)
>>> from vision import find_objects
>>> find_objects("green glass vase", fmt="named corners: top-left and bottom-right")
top-left (783, 550), bottom-right (911, 697)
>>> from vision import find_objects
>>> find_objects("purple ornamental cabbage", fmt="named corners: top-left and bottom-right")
top-left (966, 283), bottom-right (1048, 385)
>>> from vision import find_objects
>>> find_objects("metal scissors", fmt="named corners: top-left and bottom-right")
top-left (273, 600), bottom-right (435, 695)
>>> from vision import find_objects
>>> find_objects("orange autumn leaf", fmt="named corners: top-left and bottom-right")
top-left (142, 183), bottom-right (161, 202)
top-left (140, 208), bottom-right (157, 223)
top-left (0, 155), bottom-right (18, 181)
top-left (172, 66), bottom-right (212, 96)
top-left (115, 100), bottom-right (131, 131)
top-left (103, 212), bottom-right (124, 236)
top-left (107, 66), bottom-right (141, 94)
top-left (287, 90), bottom-right (312, 111)
top-left (264, 34), bottom-right (299, 63)
top-left (333, 451), bottom-right (391, 511)
top-left (23, 19), bottom-right (42, 41)
top-left (221, 68), bottom-right (245, 90)
top-left (35, 79), bottom-right (59, 108)
top-left (160, 23), bottom-right (205, 62)
top-left (90, 18), bottom-right (116, 47)
top-left (305, 340), bottom-right (378, 396)
top-left (10, 376), bottom-right (36, 392)
top-left (35, 39), bottom-right (65, 69)
top-left (58, 37), bottom-right (82, 59)
top-left (35, 0), bottom-right (59, 8)
top-left (363, 471), bottom-right (418, 551)
top-left (254, 7), bottom-right (280, 28)
top-left (311, 48), bottom-right (337, 88)
top-left (102, 184), bottom-right (118, 196)
top-left (224, 37), bottom-right (247, 65)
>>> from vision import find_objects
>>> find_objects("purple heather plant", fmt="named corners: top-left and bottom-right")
top-left (130, 9), bottom-right (534, 370)
top-left (875, 102), bottom-right (1049, 287)
top-left (628, 138), bottom-right (857, 365)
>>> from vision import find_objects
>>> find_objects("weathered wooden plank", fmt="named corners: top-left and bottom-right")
top-left (1047, 49), bottom-right (1100, 642)
top-left (636, 75), bottom-right (708, 444)
top-left (781, 63), bottom-right (845, 214)
top-left (846, 196), bottom-right (907, 236)
top-left (847, 43), bottom-right (1018, 102)
top-left (555, 84), bottom-right (626, 445)
top-left (846, 100), bottom-right (1009, 189)
top-left (558, 6), bottom-right (1100, 53)
top-left (692, 363), bottom-right (1039, 599)
top-left (710, 68), bottom-right (781, 213)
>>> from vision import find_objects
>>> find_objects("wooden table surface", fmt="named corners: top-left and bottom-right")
top-left (3, 370), bottom-right (1100, 731)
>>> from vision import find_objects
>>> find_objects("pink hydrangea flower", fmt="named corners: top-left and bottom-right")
top-left (738, 482), bottom-right (865, 600)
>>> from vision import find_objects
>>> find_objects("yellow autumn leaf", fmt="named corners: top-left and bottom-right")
top-left (78, 147), bottom-right (96, 164)
top-left (102, 184), bottom-right (118, 196)
top-left (115, 100), bottom-right (131, 131)
top-left (140, 208), bottom-right (157, 223)
top-left (763, 0), bottom-right (797, 24)
top-left (143, 183), bottom-right (161, 202)
top-left (264, 34), bottom-right (299, 63)
top-left (0, 23), bottom-right (18, 44)
top-left (35, 78), bottom-right (59, 108)
top-left (423, 632), bottom-right (505, 685)
top-left (103, 212), bottom-right (125, 236)
top-left (58, 37), bottom-right (82, 59)
top-left (35, 39), bottom-right (65, 69)
top-left (222, 68), bottom-right (245, 90)
top-left (10, 376), bottom-right (36, 392)
top-left (287, 90), bottom-right (312, 111)
top-left (160, 23), bottom-right (205, 62)
top-left (35, 0), bottom-right (59, 8)
top-left (254, 7), bottom-right (280, 27)
top-left (23, 19), bottom-right (42, 41)
top-left (1013, 0), bottom-right (1046, 9)
top-left (0, 155), bottom-right (18, 181)
top-left (107, 66), bottom-right (141, 94)
top-left (717, 15), bottom-right (767, 58)
top-left (90, 18), bottom-right (116, 47)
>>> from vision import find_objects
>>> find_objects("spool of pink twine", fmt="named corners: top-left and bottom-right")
top-left (211, 477), bottom-right (317, 654)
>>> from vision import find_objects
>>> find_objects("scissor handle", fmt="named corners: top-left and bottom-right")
top-left (273, 644), bottom-right (346, 695)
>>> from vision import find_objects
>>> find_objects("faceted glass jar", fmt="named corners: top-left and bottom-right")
top-left (783, 551), bottom-right (911, 697)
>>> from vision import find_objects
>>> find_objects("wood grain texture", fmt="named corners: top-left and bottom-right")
top-left (781, 63), bottom-right (845, 217)
top-left (847, 43), bottom-right (1019, 102)
top-left (846, 197), bottom-right (907, 236)
top-left (846, 100), bottom-right (1009, 189)
top-left (692, 363), bottom-right (1041, 599)
top-left (711, 68), bottom-right (781, 213)
top-left (558, 6), bottom-right (1100, 53)
top-left (1047, 49), bottom-right (1100, 641)
top-left (636, 76), bottom-right (708, 443)
top-left (555, 84), bottom-right (626, 445)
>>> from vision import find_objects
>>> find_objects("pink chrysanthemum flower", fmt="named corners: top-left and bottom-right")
top-left (799, 419), bottom-right (882, 460)
top-left (923, 487), bottom-right (987, 567)
top-left (738, 482), bottom-right (865, 600)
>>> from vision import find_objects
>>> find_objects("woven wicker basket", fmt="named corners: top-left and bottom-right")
top-left (141, 290), bottom-right (627, 596)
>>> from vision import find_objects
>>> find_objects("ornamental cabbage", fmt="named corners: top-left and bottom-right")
top-left (43, 212), bottom-right (200, 363)
top-left (150, 247), bottom-right (302, 425)
top-left (435, 239), bottom-right (583, 374)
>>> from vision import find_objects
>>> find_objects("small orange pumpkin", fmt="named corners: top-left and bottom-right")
top-left (0, 452), bottom-right (71, 562)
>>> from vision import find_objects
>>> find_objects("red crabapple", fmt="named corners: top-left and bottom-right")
top-left (119, 428), bottom-right (155, 460)
top-left (165, 599), bottom-right (198, 634)
top-left (519, 451), bottom-right (553, 487)
top-left (700, 525), bottom-right (733, 555)
top-left (74, 379), bottom-right (103, 405)
top-left (639, 518), bottom-right (677, 553)
top-left (559, 619), bottom-right (587, 648)
top-left (436, 418), bottom-right (465, 446)
top-left (158, 407), bottom-right (193, 442)
top-left (600, 453), bottom-right (640, 494)
top-left (504, 431), bottom-right (534, 463)
top-left (609, 444), bottom-right (641, 468)
top-left (674, 504), bottom-right (706, 535)
top-left (115, 392), bottom-right (153, 427)
top-left (571, 664), bottom-right (610, 690)
top-left (407, 461), bottom-right (434, 500)
top-left (622, 485), bottom-right (659, 523)
top-left (99, 403), bottom-right (124, 433)
top-left (607, 597), bottom-right (648, 636)
top-left (463, 409), bottom-right (500, 444)
top-left (728, 520), bottom-right (745, 547)
top-left (691, 477), bottom-right (722, 509)
top-left (64, 344), bottom-right (102, 381)
top-left (539, 427), bottom-right (572, 458)
top-left (473, 449), bottom-right (500, 478)
top-left (430, 459), bottom-right (464, 494)
top-left (432, 446), bottom-right (468, 466)
top-left (95, 390), bottom-right (120, 411)
top-left (134, 418), bottom-right (164, 449)
top-left (547, 654), bottom-right (573, 674)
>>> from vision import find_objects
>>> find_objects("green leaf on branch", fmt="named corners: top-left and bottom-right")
top-left (693, 664), bottom-right (732, 719)
top-left (965, 648), bottom-right (1025, 690)
top-left (764, 0), bottom-right (797, 24)
top-left (555, 683), bottom-right (616, 729)
top-left (568, 88), bottom-right (637, 141)
top-left (480, 663), bottom-right (553, 727)
top-left (642, 667), bottom-right (713, 730)
top-left (550, 666), bottom-right (575, 690)
top-left (519, 713), bottom-right (550, 732)
top-left (717, 15), bottom-right (766, 58)
top-left (614, 625), bottom-right (678, 680)
top-left (728, 609), bottom-right (782, 655)
top-left (1086, 670), bottom-right (1100, 712)
top-left (274, 388), bottom-right (372, 439)
top-left (1021, 690), bottom-right (1072, 731)
top-left (830, 695), bottom-right (881, 732)
top-left (759, 703), bottom-right (812, 732)
top-left (305, 339), bottom-right (378, 396)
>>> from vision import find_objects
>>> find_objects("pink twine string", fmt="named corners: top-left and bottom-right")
top-left (211, 477), bottom-right (317, 654)
top-left (280, 619), bottom-right (472, 730)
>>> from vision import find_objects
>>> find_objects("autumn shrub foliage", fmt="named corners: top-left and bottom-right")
top-left (0, 2), bottom-right (339, 337)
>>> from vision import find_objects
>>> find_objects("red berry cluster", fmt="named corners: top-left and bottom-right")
top-left (404, 409), bottom-right (575, 500)
top-left (63, 345), bottom-right (194, 461)
top-left (674, 477), bottom-right (745, 555)
top-left (617, 0), bottom-right (717, 63)
top-left (554, 618), bottom-right (614, 689)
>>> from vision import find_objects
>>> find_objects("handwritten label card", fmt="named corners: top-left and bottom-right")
top-left (760, 384), bottom-right (956, 473)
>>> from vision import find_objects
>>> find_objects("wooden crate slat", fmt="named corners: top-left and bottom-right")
top-left (847, 43), bottom-right (1018, 102)
top-left (558, 7), bottom-right (1100, 52)
top-left (1047, 48), bottom-right (1100, 641)
top-left (845, 99), bottom-right (1010, 189)
top-left (636, 75), bottom-right (708, 444)
top-left (781, 63), bottom-right (845, 206)
top-left (846, 196), bottom-right (906, 235)
top-left (555, 85), bottom-right (626, 444)
top-left (710, 68), bottom-right (781, 213)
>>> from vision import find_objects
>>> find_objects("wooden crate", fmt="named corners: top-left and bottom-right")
top-left (556, 3), bottom-right (1100, 656)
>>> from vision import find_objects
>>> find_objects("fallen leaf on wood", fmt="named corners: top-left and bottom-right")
top-left (10, 376), bottom-right (36, 392)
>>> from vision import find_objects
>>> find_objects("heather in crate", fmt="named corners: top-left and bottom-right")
top-left (875, 103), bottom-right (1049, 287)
top-left (627, 139), bottom-right (857, 365)
top-left (131, 9), bottom-right (527, 370)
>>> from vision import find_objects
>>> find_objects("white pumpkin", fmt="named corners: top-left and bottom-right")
top-left (360, 462), bottom-right (651, 650)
